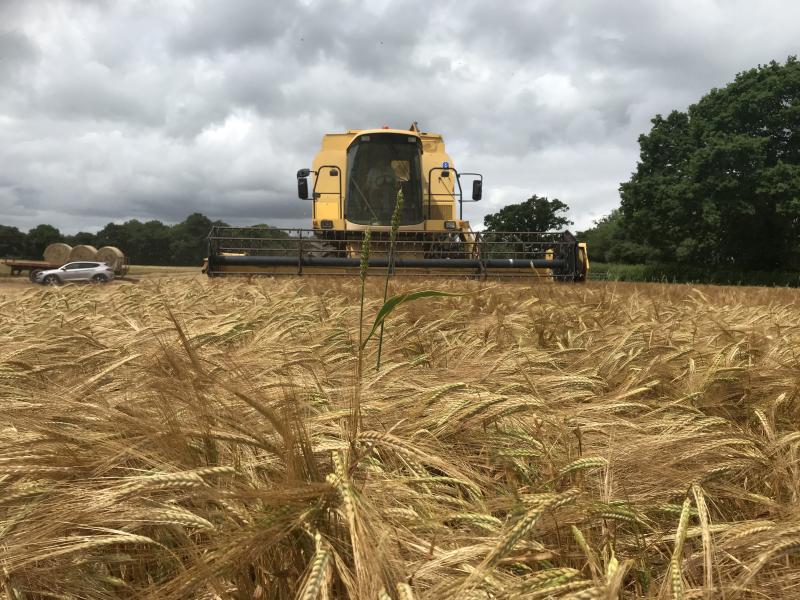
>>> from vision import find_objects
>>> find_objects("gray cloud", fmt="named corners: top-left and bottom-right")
top-left (0, 30), bottom-right (37, 63)
top-left (170, 0), bottom-right (296, 56)
top-left (0, 0), bottom-right (798, 236)
top-left (0, 29), bottom-right (38, 96)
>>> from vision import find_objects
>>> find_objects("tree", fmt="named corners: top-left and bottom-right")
top-left (66, 231), bottom-right (97, 246)
top-left (27, 224), bottom-right (63, 259)
top-left (170, 213), bottom-right (213, 266)
top-left (578, 210), bottom-right (653, 264)
top-left (619, 56), bottom-right (800, 269)
top-left (578, 211), bottom-right (620, 263)
top-left (0, 225), bottom-right (27, 258)
top-left (132, 220), bottom-right (173, 265)
top-left (95, 222), bottom-right (131, 255)
top-left (483, 195), bottom-right (573, 232)
top-left (93, 219), bottom-right (169, 265)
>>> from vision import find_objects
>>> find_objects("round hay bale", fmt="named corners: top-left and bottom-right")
top-left (95, 246), bottom-right (125, 270)
top-left (68, 244), bottom-right (98, 261)
top-left (43, 243), bottom-right (72, 265)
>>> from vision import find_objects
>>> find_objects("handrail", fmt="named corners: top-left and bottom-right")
top-left (310, 165), bottom-right (343, 219)
top-left (427, 166), bottom-right (462, 220)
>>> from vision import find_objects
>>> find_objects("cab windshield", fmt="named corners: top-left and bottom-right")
top-left (346, 134), bottom-right (423, 226)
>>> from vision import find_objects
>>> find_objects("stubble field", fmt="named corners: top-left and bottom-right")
top-left (0, 276), bottom-right (798, 599)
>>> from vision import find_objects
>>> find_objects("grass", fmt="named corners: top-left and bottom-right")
top-left (126, 265), bottom-right (200, 276)
top-left (0, 275), bottom-right (799, 598)
top-left (590, 261), bottom-right (800, 287)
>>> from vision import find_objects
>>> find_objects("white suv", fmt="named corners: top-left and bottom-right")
top-left (35, 262), bottom-right (116, 285)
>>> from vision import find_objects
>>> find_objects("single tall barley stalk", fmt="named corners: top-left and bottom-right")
top-left (377, 188), bottom-right (404, 370)
top-left (351, 228), bottom-right (371, 445)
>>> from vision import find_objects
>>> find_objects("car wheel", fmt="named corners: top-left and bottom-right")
top-left (43, 274), bottom-right (60, 285)
top-left (29, 269), bottom-right (42, 283)
top-left (91, 274), bottom-right (108, 284)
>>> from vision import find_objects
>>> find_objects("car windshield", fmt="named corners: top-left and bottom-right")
top-left (346, 134), bottom-right (423, 226)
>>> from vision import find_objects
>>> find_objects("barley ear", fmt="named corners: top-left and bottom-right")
top-left (691, 483), bottom-right (714, 596)
top-left (396, 582), bottom-right (415, 600)
top-left (297, 533), bottom-right (330, 600)
top-left (571, 525), bottom-right (601, 580)
top-left (669, 496), bottom-right (693, 600)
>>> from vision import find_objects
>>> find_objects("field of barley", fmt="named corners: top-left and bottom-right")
top-left (1, 276), bottom-right (798, 599)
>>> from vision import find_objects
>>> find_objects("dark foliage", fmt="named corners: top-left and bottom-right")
top-left (483, 195), bottom-right (573, 232)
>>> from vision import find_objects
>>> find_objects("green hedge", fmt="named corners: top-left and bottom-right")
top-left (589, 262), bottom-right (800, 287)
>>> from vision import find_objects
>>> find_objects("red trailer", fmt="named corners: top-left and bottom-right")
top-left (2, 259), bottom-right (63, 282)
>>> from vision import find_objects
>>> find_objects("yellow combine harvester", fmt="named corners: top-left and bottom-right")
top-left (206, 123), bottom-right (588, 280)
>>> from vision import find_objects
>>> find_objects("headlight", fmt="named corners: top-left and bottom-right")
top-left (444, 220), bottom-right (457, 230)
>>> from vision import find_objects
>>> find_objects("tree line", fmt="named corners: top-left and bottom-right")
top-left (0, 213), bottom-right (230, 266)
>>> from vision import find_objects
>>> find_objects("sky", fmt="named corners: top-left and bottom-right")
top-left (1, 0), bottom-right (798, 234)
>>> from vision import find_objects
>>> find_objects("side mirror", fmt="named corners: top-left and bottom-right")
top-left (297, 168), bottom-right (311, 178)
top-left (298, 178), bottom-right (309, 200)
top-left (472, 179), bottom-right (482, 201)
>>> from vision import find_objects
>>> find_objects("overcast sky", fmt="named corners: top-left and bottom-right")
top-left (1, 0), bottom-right (798, 234)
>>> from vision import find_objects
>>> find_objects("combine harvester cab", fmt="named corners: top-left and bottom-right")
top-left (206, 123), bottom-right (588, 281)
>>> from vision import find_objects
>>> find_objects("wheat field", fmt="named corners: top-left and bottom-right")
top-left (0, 276), bottom-right (798, 599)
